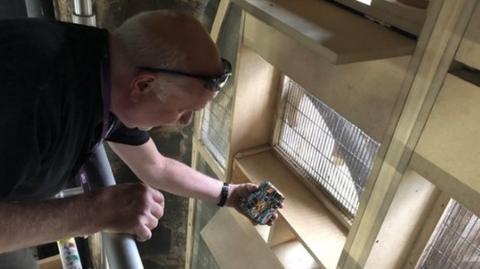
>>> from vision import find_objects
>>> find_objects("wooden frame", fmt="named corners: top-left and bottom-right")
top-left (189, 0), bottom-right (480, 268)
top-left (340, 1), bottom-right (479, 268)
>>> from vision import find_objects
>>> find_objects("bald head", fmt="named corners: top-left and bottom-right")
top-left (113, 10), bottom-right (222, 75)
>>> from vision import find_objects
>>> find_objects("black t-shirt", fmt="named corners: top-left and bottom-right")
top-left (0, 19), bottom-right (149, 202)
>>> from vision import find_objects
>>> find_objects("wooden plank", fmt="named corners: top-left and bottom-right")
top-left (184, 198), bottom-right (197, 269)
top-left (455, 3), bottom-right (480, 70)
top-left (185, 147), bottom-right (201, 269)
top-left (244, 14), bottom-right (410, 142)
top-left (339, 1), bottom-right (478, 268)
top-left (232, 0), bottom-right (415, 64)
top-left (38, 254), bottom-right (61, 269)
top-left (335, 0), bottom-right (427, 35)
top-left (271, 76), bottom-right (288, 146)
top-left (236, 150), bottom-right (348, 269)
top-left (363, 169), bottom-right (439, 269)
top-left (227, 46), bottom-right (282, 178)
top-left (272, 240), bottom-right (321, 269)
top-left (412, 74), bottom-right (480, 215)
top-left (268, 214), bottom-right (297, 248)
top-left (201, 208), bottom-right (284, 269)
top-left (210, 0), bottom-right (231, 42)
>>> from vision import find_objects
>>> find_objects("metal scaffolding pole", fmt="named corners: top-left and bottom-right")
top-left (72, 0), bottom-right (96, 26)
top-left (83, 145), bottom-right (144, 269)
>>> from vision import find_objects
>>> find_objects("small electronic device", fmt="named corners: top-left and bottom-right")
top-left (240, 181), bottom-right (285, 225)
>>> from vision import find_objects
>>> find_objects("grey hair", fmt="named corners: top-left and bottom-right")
top-left (112, 10), bottom-right (188, 69)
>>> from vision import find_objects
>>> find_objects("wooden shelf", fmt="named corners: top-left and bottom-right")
top-left (455, 4), bottom-right (480, 70)
top-left (232, 0), bottom-right (415, 64)
top-left (234, 149), bottom-right (348, 269)
top-left (411, 74), bottom-right (480, 215)
top-left (201, 208), bottom-right (284, 269)
top-left (273, 240), bottom-right (320, 269)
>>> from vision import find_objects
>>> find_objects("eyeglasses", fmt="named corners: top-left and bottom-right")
top-left (137, 58), bottom-right (232, 92)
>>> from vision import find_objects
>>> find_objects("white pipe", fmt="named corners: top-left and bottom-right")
top-left (72, 0), bottom-right (96, 26)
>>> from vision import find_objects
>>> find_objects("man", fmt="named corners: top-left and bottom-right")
top-left (0, 10), bottom-right (278, 267)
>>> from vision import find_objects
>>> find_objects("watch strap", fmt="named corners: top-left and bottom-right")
top-left (217, 182), bottom-right (229, 207)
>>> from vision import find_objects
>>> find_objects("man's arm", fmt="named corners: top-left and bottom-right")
top-left (108, 139), bottom-right (282, 225)
top-left (0, 183), bottom-right (164, 253)
top-left (108, 139), bottom-right (225, 204)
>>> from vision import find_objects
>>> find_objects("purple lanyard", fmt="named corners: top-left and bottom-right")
top-left (79, 49), bottom-right (111, 186)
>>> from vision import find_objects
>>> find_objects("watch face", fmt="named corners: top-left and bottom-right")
top-left (241, 181), bottom-right (284, 224)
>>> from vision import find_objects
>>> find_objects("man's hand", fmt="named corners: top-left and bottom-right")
top-left (225, 183), bottom-right (282, 226)
top-left (93, 183), bottom-right (164, 241)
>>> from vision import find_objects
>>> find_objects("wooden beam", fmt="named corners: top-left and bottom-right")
top-left (232, 0), bottom-right (415, 64)
top-left (210, 0), bottom-right (231, 42)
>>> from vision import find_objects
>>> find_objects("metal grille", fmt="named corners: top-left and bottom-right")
top-left (201, 85), bottom-right (234, 167)
top-left (200, 4), bottom-right (242, 168)
top-left (417, 200), bottom-right (480, 269)
top-left (276, 78), bottom-right (379, 216)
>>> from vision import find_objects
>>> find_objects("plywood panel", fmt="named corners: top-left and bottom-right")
top-left (363, 169), bottom-right (438, 269)
top-left (456, 4), bottom-right (480, 70)
top-left (201, 208), bottom-right (284, 269)
top-left (228, 46), bottom-right (281, 165)
top-left (235, 150), bottom-right (348, 269)
top-left (244, 14), bottom-right (410, 142)
top-left (412, 74), bottom-right (480, 215)
top-left (232, 0), bottom-right (415, 64)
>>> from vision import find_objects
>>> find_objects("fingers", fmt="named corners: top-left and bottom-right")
top-left (143, 212), bottom-right (159, 230)
top-left (150, 202), bottom-right (164, 219)
top-left (149, 188), bottom-right (165, 206)
top-left (267, 212), bottom-right (279, 226)
top-left (245, 183), bottom-right (259, 192)
top-left (136, 225), bottom-right (152, 242)
top-left (98, 183), bottom-right (167, 243)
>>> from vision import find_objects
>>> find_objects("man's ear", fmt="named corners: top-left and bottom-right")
top-left (129, 74), bottom-right (156, 102)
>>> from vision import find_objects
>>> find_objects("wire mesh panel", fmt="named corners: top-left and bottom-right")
top-left (200, 4), bottom-right (242, 168)
top-left (417, 200), bottom-right (480, 269)
top-left (275, 77), bottom-right (380, 217)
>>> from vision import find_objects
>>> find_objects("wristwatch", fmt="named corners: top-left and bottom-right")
top-left (217, 182), bottom-right (230, 207)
